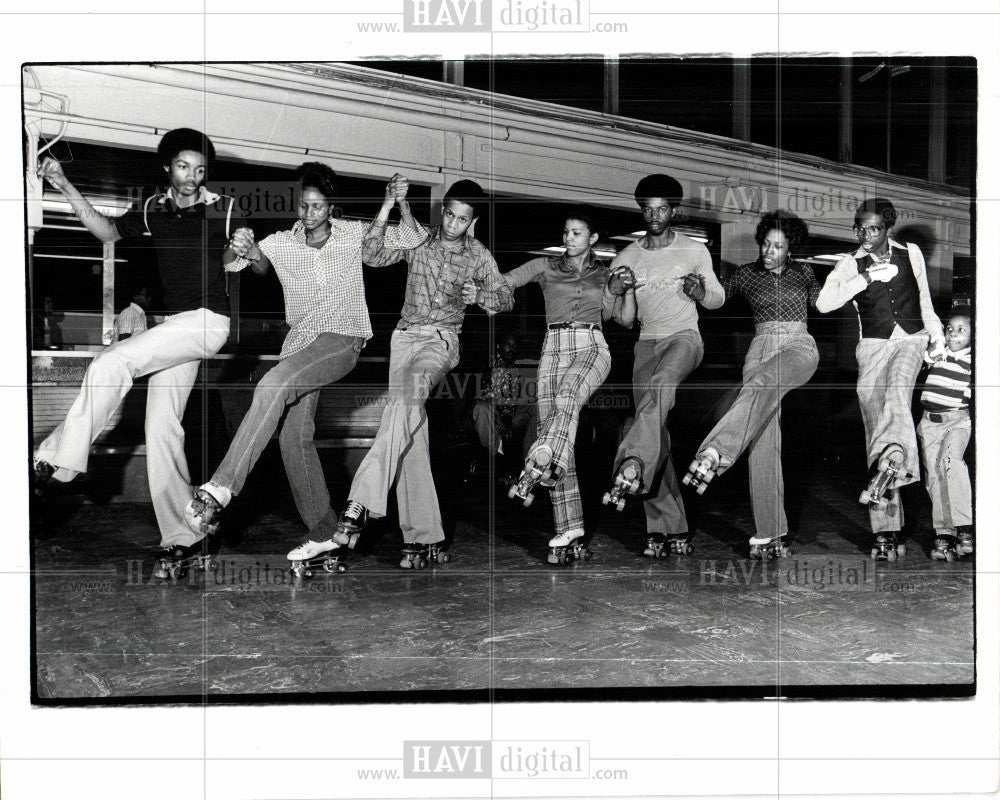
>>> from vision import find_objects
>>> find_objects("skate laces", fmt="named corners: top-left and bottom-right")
top-left (343, 500), bottom-right (365, 522)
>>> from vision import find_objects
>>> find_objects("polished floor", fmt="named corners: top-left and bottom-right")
top-left (31, 435), bottom-right (975, 702)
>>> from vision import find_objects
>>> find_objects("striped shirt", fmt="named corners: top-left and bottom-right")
top-left (920, 348), bottom-right (972, 412)
top-left (362, 223), bottom-right (514, 332)
top-left (256, 218), bottom-right (425, 358)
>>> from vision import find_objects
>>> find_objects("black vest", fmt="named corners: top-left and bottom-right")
top-left (853, 245), bottom-right (923, 339)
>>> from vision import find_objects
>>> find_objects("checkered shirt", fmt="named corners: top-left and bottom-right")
top-left (363, 223), bottom-right (514, 332)
top-left (257, 219), bottom-right (424, 358)
top-left (723, 260), bottom-right (820, 324)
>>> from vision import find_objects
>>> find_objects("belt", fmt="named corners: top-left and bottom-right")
top-left (926, 409), bottom-right (968, 423)
top-left (548, 322), bottom-right (600, 331)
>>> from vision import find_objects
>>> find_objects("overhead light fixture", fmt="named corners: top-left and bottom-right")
top-left (42, 194), bottom-right (130, 218)
top-left (533, 245), bottom-right (618, 259)
top-left (613, 229), bottom-right (710, 245)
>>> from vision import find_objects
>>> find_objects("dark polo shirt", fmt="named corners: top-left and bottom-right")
top-left (114, 187), bottom-right (246, 317)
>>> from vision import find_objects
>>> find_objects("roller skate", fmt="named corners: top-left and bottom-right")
top-left (870, 532), bottom-right (906, 562)
top-left (644, 533), bottom-right (694, 558)
top-left (508, 445), bottom-right (555, 508)
top-left (602, 457), bottom-right (643, 511)
top-left (929, 533), bottom-right (959, 563)
top-left (153, 537), bottom-right (217, 580)
top-left (547, 530), bottom-right (591, 565)
top-left (184, 482), bottom-right (230, 537)
top-left (956, 529), bottom-right (974, 558)
top-left (32, 457), bottom-right (56, 496)
top-left (333, 500), bottom-right (368, 549)
top-left (682, 447), bottom-right (720, 494)
top-left (399, 543), bottom-right (451, 570)
top-left (287, 539), bottom-right (348, 578)
top-left (859, 445), bottom-right (905, 507)
top-left (749, 535), bottom-right (791, 561)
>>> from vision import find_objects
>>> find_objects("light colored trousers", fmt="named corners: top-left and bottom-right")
top-left (211, 333), bottom-right (364, 539)
top-left (614, 330), bottom-right (704, 537)
top-left (698, 322), bottom-right (819, 540)
top-left (531, 328), bottom-right (611, 535)
top-left (917, 409), bottom-right (972, 533)
top-left (855, 333), bottom-right (928, 533)
top-left (349, 326), bottom-right (460, 545)
top-left (35, 308), bottom-right (230, 547)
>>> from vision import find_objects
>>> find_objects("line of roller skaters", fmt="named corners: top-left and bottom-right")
top-left (32, 129), bottom-right (973, 579)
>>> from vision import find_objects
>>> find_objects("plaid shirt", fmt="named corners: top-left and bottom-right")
top-left (363, 222), bottom-right (513, 332)
top-left (723, 260), bottom-right (820, 324)
top-left (257, 218), bottom-right (424, 358)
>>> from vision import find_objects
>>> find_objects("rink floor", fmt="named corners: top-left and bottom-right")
top-left (31, 441), bottom-right (975, 702)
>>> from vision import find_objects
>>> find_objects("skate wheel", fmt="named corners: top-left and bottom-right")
top-left (169, 565), bottom-right (184, 580)
top-left (507, 485), bottom-right (518, 499)
top-left (859, 491), bottom-right (871, 504)
top-left (945, 551), bottom-right (954, 563)
top-left (338, 563), bottom-right (348, 572)
top-left (896, 544), bottom-right (906, 557)
top-left (695, 483), bottom-right (708, 495)
top-left (602, 492), bottom-right (612, 505)
top-left (870, 548), bottom-right (879, 559)
top-left (583, 550), bottom-right (592, 561)
top-left (322, 561), bottom-right (339, 573)
top-left (438, 552), bottom-right (451, 563)
top-left (682, 543), bottom-right (693, 555)
top-left (886, 550), bottom-right (897, 562)
top-left (291, 564), bottom-right (305, 577)
top-left (615, 499), bottom-right (625, 512)
top-left (547, 552), bottom-right (560, 564)
top-left (523, 494), bottom-right (534, 508)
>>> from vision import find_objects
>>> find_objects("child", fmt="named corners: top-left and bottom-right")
top-left (919, 311), bottom-right (973, 560)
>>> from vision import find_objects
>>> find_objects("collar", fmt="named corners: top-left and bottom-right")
top-left (946, 346), bottom-right (972, 360)
top-left (750, 258), bottom-right (803, 275)
top-left (290, 218), bottom-right (346, 244)
top-left (853, 238), bottom-right (904, 260)
top-left (431, 227), bottom-right (472, 255)
top-left (553, 250), bottom-right (603, 275)
top-left (159, 185), bottom-right (221, 209)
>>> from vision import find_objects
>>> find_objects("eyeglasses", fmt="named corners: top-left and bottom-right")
top-left (853, 224), bottom-right (885, 238)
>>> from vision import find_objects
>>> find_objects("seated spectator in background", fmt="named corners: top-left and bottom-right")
top-left (471, 331), bottom-right (537, 484)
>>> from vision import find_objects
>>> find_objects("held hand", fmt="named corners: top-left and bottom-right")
top-left (865, 263), bottom-right (899, 284)
top-left (607, 266), bottom-right (636, 296)
top-left (682, 272), bottom-right (706, 302)
top-left (461, 280), bottom-right (480, 306)
top-left (229, 227), bottom-right (255, 257)
top-left (925, 336), bottom-right (947, 363)
top-left (37, 156), bottom-right (68, 191)
top-left (385, 173), bottom-right (409, 203)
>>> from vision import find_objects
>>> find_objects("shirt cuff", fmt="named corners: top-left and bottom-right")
top-left (848, 273), bottom-right (870, 294)
top-left (225, 256), bottom-right (251, 273)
